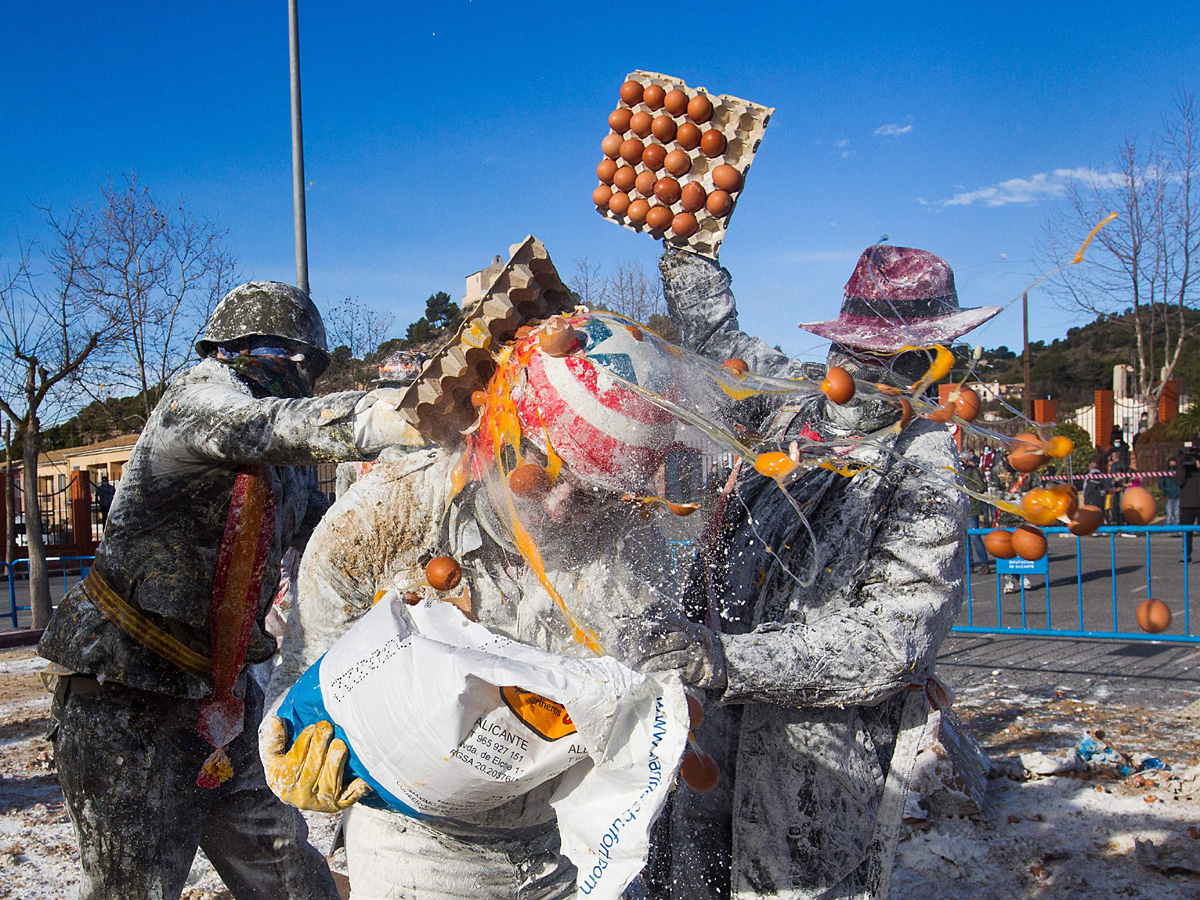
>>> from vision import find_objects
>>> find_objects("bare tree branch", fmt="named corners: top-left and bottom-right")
top-left (1039, 94), bottom-right (1200, 426)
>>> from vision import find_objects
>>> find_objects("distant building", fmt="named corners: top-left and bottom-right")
top-left (5, 434), bottom-right (140, 552)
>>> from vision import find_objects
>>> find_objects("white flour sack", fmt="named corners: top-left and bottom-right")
top-left (278, 590), bottom-right (689, 899)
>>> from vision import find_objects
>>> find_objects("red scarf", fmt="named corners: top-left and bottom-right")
top-left (197, 466), bottom-right (276, 788)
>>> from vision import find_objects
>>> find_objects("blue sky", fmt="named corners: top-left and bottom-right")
top-left (2, 2), bottom-right (1197, 364)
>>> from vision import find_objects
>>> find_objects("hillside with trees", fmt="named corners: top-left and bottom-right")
top-left (973, 305), bottom-right (1200, 412)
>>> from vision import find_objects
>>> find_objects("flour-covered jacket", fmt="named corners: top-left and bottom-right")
top-left (706, 400), bottom-right (965, 898)
top-left (39, 358), bottom-right (382, 700)
top-left (661, 249), bottom-right (967, 899)
top-left (265, 446), bottom-right (695, 834)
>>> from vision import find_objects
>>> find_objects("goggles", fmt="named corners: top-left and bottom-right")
top-left (217, 344), bottom-right (307, 363)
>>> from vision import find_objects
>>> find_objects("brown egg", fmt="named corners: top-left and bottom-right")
top-left (686, 694), bottom-right (705, 730)
top-left (680, 748), bottom-right (719, 792)
top-left (1008, 432), bottom-right (1049, 472)
top-left (592, 185), bottom-right (612, 208)
top-left (608, 108), bottom-right (633, 133)
top-left (1136, 598), bottom-right (1172, 634)
top-left (820, 365), bottom-right (855, 404)
top-left (643, 83), bottom-right (666, 110)
top-left (651, 115), bottom-right (677, 142)
top-left (619, 80), bottom-right (643, 105)
top-left (699, 129), bottom-right (727, 158)
top-left (925, 401), bottom-right (956, 423)
top-left (627, 198), bottom-right (650, 224)
top-left (676, 122), bottom-right (701, 150)
top-left (426, 556), bottom-right (462, 591)
top-left (625, 324), bottom-right (643, 341)
top-left (1049, 484), bottom-right (1079, 520)
top-left (1121, 486), bottom-right (1157, 526)
top-left (629, 111), bottom-right (653, 137)
top-left (1011, 524), bottom-right (1048, 561)
top-left (645, 206), bottom-right (674, 231)
top-left (687, 93), bottom-right (713, 124)
top-left (470, 390), bottom-right (489, 409)
top-left (642, 143), bottom-right (667, 171)
top-left (1022, 488), bottom-right (1067, 527)
top-left (712, 164), bottom-right (743, 192)
top-left (952, 386), bottom-right (981, 422)
top-left (664, 88), bottom-right (689, 116)
top-left (671, 212), bottom-right (699, 238)
top-left (635, 170), bottom-right (658, 197)
top-left (601, 133), bottom-right (622, 159)
top-left (722, 357), bottom-right (749, 374)
top-left (509, 463), bottom-right (551, 497)
top-left (1068, 505), bottom-right (1104, 536)
top-left (596, 158), bottom-right (617, 184)
top-left (898, 397), bottom-right (913, 429)
top-left (401, 591), bottom-right (421, 606)
top-left (1046, 436), bottom-right (1074, 458)
top-left (654, 177), bottom-right (682, 205)
top-left (706, 189), bottom-right (733, 217)
top-left (984, 529), bottom-right (1016, 559)
top-left (664, 149), bottom-right (692, 177)
top-left (619, 138), bottom-right (644, 165)
top-left (680, 181), bottom-right (707, 212)
top-left (612, 166), bottom-right (637, 192)
top-left (539, 323), bottom-right (578, 357)
top-left (607, 191), bottom-right (631, 216)
top-left (666, 500), bottom-right (698, 516)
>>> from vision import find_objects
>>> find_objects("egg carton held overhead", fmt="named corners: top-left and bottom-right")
top-left (397, 236), bottom-right (575, 446)
top-left (592, 70), bottom-right (774, 260)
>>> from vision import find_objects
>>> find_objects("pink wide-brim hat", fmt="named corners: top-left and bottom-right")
top-left (798, 245), bottom-right (1002, 354)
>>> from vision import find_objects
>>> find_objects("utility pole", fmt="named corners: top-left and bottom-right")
top-left (1022, 291), bottom-right (1032, 419)
top-left (288, 0), bottom-right (309, 294)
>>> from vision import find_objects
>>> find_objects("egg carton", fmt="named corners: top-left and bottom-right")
top-left (398, 235), bottom-right (575, 445)
top-left (593, 70), bottom-right (773, 259)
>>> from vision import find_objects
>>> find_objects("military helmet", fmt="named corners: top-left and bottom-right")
top-left (195, 281), bottom-right (331, 376)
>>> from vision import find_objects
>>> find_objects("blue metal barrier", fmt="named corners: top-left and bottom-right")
top-left (5, 556), bottom-right (95, 628)
top-left (957, 526), bottom-right (1200, 643)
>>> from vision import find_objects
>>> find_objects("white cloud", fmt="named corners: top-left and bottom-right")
top-left (835, 138), bottom-right (850, 148)
top-left (874, 123), bottom-right (913, 136)
top-left (942, 166), bottom-right (1133, 207)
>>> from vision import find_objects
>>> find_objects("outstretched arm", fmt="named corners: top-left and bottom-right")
top-left (660, 246), bottom-right (796, 377)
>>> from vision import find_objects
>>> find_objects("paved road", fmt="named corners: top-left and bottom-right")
top-left (938, 632), bottom-right (1200, 711)
top-left (963, 530), bottom-right (1197, 637)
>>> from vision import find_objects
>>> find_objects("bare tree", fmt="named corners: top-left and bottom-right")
top-left (569, 257), bottom-right (608, 309)
top-left (325, 296), bottom-right (396, 359)
top-left (1041, 93), bottom-right (1200, 426)
top-left (605, 259), bottom-right (665, 324)
top-left (49, 173), bottom-right (239, 425)
top-left (0, 236), bottom-right (116, 628)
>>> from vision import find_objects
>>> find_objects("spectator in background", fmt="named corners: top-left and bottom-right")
top-left (1106, 450), bottom-right (1131, 528)
top-left (961, 451), bottom-right (992, 573)
top-left (1161, 459), bottom-right (1181, 526)
top-left (990, 452), bottom-right (1040, 593)
top-left (1083, 459), bottom-right (1107, 529)
top-left (1177, 446), bottom-right (1200, 564)
top-left (95, 475), bottom-right (115, 525)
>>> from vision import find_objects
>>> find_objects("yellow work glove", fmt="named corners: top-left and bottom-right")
top-left (262, 716), bottom-right (371, 813)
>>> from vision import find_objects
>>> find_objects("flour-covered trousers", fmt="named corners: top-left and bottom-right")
top-left (51, 674), bottom-right (340, 900)
top-left (342, 803), bottom-right (576, 900)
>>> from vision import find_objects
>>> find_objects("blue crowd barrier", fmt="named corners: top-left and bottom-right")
top-left (959, 526), bottom-right (1200, 643)
top-left (5, 556), bottom-right (95, 629)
